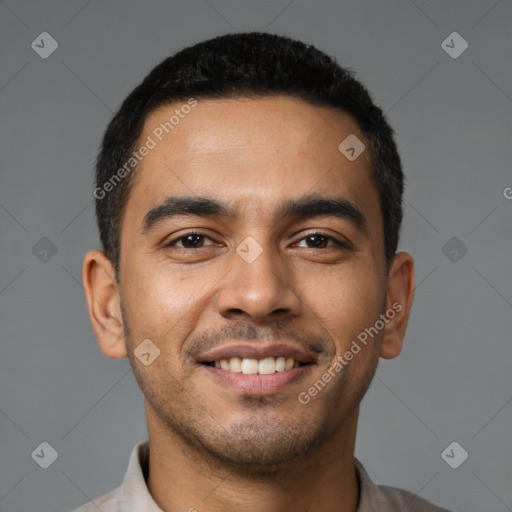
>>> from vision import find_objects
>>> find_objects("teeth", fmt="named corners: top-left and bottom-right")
top-left (212, 356), bottom-right (303, 374)
top-left (229, 356), bottom-right (242, 372)
top-left (241, 358), bottom-right (259, 374)
top-left (275, 356), bottom-right (286, 371)
top-left (258, 357), bottom-right (275, 375)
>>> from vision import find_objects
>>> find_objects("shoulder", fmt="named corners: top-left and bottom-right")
top-left (68, 485), bottom-right (121, 512)
top-left (67, 441), bottom-right (153, 512)
top-left (374, 483), bottom-right (454, 512)
top-left (354, 458), bottom-right (455, 512)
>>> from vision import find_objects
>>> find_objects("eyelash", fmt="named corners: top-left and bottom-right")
top-left (164, 231), bottom-right (351, 250)
top-left (295, 232), bottom-right (352, 250)
top-left (164, 232), bottom-right (218, 249)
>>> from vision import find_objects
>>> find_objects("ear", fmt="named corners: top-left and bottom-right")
top-left (380, 251), bottom-right (415, 360)
top-left (82, 249), bottom-right (127, 359)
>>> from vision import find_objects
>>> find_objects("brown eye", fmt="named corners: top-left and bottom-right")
top-left (304, 234), bottom-right (330, 248)
top-left (179, 234), bottom-right (205, 248)
top-left (165, 233), bottom-right (216, 249)
top-left (294, 232), bottom-right (352, 251)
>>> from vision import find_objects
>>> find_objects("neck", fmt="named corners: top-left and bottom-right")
top-left (145, 405), bottom-right (360, 512)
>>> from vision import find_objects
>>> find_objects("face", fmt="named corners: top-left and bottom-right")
top-left (115, 96), bottom-right (393, 467)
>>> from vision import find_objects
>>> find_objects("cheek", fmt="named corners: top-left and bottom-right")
top-left (301, 264), bottom-right (384, 348)
top-left (120, 259), bottom-right (187, 339)
top-left (121, 258), bottom-right (222, 344)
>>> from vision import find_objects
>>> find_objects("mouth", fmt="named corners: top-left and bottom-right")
top-left (197, 344), bottom-right (317, 395)
top-left (202, 356), bottom-right (309, 374)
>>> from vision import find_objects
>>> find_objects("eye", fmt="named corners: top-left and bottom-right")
top-left (295, 233), bottom-right (350, 250)
top-left (165, 233), bottom-right (217, 249)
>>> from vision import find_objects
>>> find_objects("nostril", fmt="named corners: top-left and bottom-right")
top-left (226, 308), bottom-right (245, 315)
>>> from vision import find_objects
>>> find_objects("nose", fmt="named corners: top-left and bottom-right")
top-left (216, 242), bottom-right (302, 324)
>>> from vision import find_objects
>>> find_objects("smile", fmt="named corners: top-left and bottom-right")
top-left (197, 343), bottom-right (317, 394)
top-left (202, 356), bottom-right (307, 374)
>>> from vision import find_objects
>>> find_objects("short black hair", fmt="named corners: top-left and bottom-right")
top-left (94, 32), bottom-right (404, 279)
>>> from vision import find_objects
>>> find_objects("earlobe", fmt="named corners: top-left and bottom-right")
top-left (380, 252), bottom-right (415, 360)
top-left (82, 249), bottom-right (127, 359)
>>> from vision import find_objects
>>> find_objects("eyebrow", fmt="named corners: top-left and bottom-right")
top-left (140, 196), bottom-right (233, 234)
top-left (140, 194), bottom-right (368, 235)
top-left (276, 195), bottom-right (369, 234)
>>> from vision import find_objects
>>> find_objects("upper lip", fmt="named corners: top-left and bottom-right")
top-left (197, 343), bottom-right (318, 364)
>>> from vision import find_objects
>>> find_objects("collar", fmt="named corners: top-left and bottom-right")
top-left (117, 441), bottom-right (388, 511)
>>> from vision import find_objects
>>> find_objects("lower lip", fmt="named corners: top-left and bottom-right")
top-left (201, 364), bottom-right (313, 395)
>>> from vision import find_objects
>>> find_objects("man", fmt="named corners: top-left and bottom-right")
top-left (76, 32), bottom-right (453, 511)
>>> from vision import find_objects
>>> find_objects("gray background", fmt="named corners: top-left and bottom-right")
top-left (1, 1), bottom-right (511, 511)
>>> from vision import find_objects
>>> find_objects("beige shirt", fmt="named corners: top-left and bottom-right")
top-left (71, 442), bottom-right (453, 512)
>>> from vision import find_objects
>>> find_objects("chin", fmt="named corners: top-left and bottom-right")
top-left (181, 409), bottom-right (326, 473)
top-left (202, 430), bottom-right (320, 473)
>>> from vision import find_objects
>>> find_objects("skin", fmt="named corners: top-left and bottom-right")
top-left (83, 96), bottom-right (415, 512)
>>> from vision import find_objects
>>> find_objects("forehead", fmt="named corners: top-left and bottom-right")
top-left (122, 95), bottom-right (381, 232)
